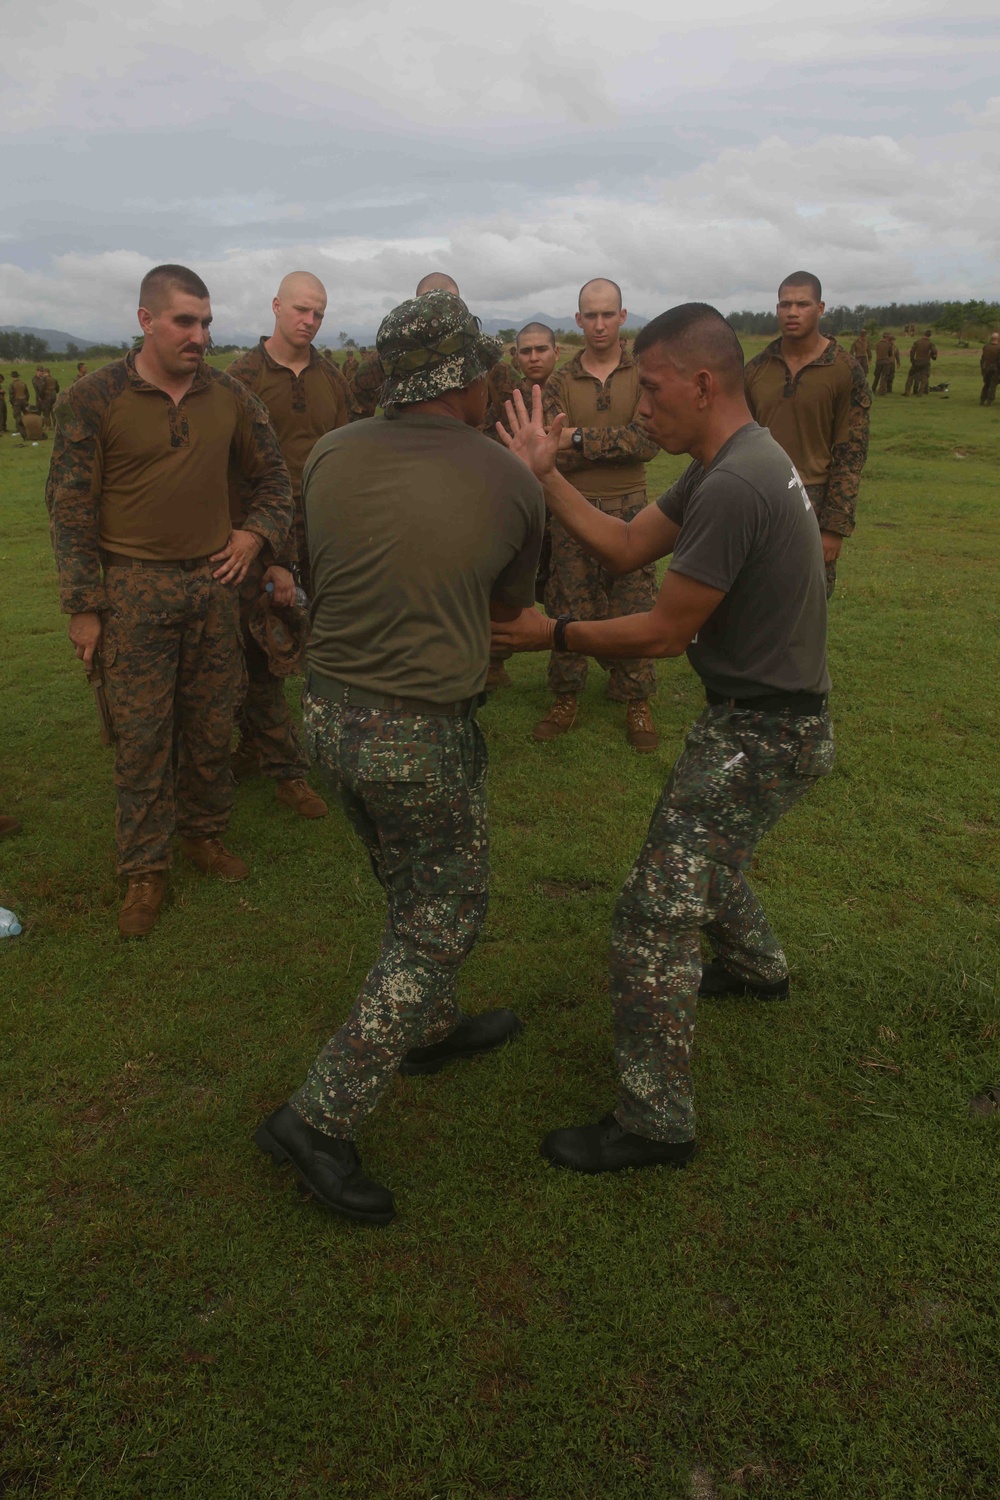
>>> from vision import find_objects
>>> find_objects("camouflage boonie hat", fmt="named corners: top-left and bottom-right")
top-left (248, 592), bottom-right (308, 678)
top-left (377, 291), bottom-right (501, 406)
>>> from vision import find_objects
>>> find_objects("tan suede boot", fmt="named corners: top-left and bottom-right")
top-left (180, 837), bottom-right (249, 881)
top-left (118, 872), bottom-right (166, 938)
top-left (275, 778), bottom-right (328, 819)
top-left (532, 694), bottom-right (578, 742)
top-left (625, 699), bottom-right (658, 753)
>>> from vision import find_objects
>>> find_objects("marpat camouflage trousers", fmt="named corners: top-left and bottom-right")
top-left (873, 361), bottom-right (895, 395)
top-left (610, 702), bottom-right (835, 1143)
top-left (236, 557), bottom-right (310, 781)
top-left (981, 368), bottom-right (999, 406)
top-left (544, 491), bottom-right (658, 701)
top-left (804, 483), bottom-right (840, 601)
top-left (101, 560), bottom-right (241, 875)
top-left (291, 693), bottom-right (490, 1136)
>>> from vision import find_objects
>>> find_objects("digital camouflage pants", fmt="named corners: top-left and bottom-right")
top-left (805, 483), bottom-right (840, 601)
top-left (873, 361), bottom-right (896, 395)
top-left (101, 560), bottom-right (242, 875)
top-left (236, 557), bottom-right (310, 781)
top-left (544, 491), bottom-right (657, 701)
top-left (981, 368), bottom-right (998, 406)
top-left (610, 702), bottom-right (834, 1143)
top-left (291, 693), bottom-right (490, 1137)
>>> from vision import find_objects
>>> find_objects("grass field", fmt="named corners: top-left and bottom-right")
top-left (1, 338), bottom-right (998, 1498)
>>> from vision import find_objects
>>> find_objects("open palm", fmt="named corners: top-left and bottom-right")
top-left (495, 384), bottom-right (564, 481)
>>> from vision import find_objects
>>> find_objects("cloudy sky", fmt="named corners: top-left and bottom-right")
top-left (2, 0), bottom-right (998, 341)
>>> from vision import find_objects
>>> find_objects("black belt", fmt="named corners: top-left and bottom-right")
top-left (308, 670), bottom-right (482, 719)
top-left (102, 551), bottom-right (214, 571)
top-left (706, 688), bottom-right (828, 715)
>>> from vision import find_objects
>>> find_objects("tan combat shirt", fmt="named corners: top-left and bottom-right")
top-left (744, 337), bottom-right (871, 537)
top-left (909, 337), bottom-right (937, 365)
top-left (10, 378), bottom-right (29, 404)
top-left (225, 339), bottom-right (350, 502)
top-left (542, 349), bottom-right (658, 499)
top-left (981, 343), bottom-right (1000, 374)
top-left (46, 352), bottom-right (293, 615)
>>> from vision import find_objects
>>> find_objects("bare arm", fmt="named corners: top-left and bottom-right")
top-left (498, 386), bottom-right (679, 574)
top-left (491, 567), bottom-right (724, 661)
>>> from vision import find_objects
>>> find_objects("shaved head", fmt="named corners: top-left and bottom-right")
top-left (276, 270), bottom-right (327, 302)
top-left (578, 277), bottom-right (622, 311)
top-left (634, 303), bottom-right (744, 395)
top-left (415, 271), bottom-right (460, 296)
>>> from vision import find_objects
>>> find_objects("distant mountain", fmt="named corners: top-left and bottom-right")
top-left (0, 324), bottom-right (93, 353)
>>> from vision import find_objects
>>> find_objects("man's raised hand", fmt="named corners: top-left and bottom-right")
top-left (495, 384), bottom-right (564, 481)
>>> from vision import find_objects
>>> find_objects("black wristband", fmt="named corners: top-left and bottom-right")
top-left (553, 615), bottom-right (573, 652)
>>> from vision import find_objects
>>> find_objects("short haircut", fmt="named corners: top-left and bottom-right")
top-left (578, 277), bottom-right (622, 310)
top-left (516, 321), bottom-right (556, 347)
top-left (139, 263), bottom-right (210, 314)
top-left (778, 271), bottom-right (823, 302)
top-left (633, 303), bottom-right (745, 393)
top-left (925, 329), bottom-right (933, 336)
top-left (415, 271), bottom-right (459, 296)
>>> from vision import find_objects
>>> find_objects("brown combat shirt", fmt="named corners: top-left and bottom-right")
top-left (10, 378), bottom-right (29, 404)
top-left (46, 351), bottom-right (293, 616)
top-left (874, 339), bottom-right (900, 367)
top-left (225, 339), bottom-right (350, 502)
top-left (744, 336), bottom-right (871, 538)
top-left (542, 349), bottom-right (658, 500)
top-left (981, 343), bottom-right (1000, 374)
top-left (909, 337), bottom-right (937, 365)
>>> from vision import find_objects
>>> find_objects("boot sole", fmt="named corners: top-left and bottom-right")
top-left (399, 1019), bottom-right (525, 1076)
top-left (699, 983), bottom-right (789, 1001)
top-left (254, 1123), bottom-right (395, 1225)
top-left (540, 1144), bottom-right (694, 1173)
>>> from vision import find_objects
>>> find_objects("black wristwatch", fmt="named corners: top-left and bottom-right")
top-left (571, 427), bottom-right (584, 452)
top-left (553, 615), bottom-right (574, 652)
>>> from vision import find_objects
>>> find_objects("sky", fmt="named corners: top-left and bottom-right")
top-left (2, 0), bottom-right (998, 342)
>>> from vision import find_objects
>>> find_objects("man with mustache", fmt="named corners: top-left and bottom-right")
top-left (47, 263), bottom-right (293, 937)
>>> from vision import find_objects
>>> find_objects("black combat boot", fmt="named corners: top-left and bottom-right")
top-left (255, 1104), bottom-right (395, 1225)
top-left (698, 958), bottom-right (789, 1000)
top-left (540, 1113), bottom-right (695, 1173)
top-left (399, 1009), bottom-right (524, 1076)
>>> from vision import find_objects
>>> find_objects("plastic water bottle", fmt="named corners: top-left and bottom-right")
top-left (0, 907), bottom-right (22, 938)
top-left (265, 582), bottom-right (308, 609)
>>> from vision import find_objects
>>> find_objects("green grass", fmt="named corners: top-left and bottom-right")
top-left (1, 342), bottom-right (998, 1499)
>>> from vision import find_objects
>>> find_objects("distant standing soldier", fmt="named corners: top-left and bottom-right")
top-left (980, 332), bottom-right (1000, 406)
top-left (0, 372), bottom-right (6, 435)
top-left (73, 362), bottom-right (88, 383)
top-left (849, 331), bottom-right (870, 374)
top-left (46, 263), bottom-right (293, 937)
top-left (872, 333), bottom-right (899, 395)
top-left (536, 278), bottom-right (661, 751)
top-left (255, 292), bottom-right (543, 1224)
top-left (903, 330), bottom-right (937, 396)
top-left (745, 271), bottom-right (870, 598)
top-left (32, 365), bottom-right (45, 406)
top-left (342, 349), bottom-right (359, 382)
top-left (39, 368), bottom-right (59, 430)
top-left (225, 270), bottom-right (351, 818)
top-left (9, 371), bottom-right (30, 429)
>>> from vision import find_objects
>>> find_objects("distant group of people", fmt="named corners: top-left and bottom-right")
top-left (17, 257), bottom-right (997, 1224)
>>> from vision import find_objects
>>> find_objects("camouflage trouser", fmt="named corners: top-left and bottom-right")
top-left (873, 361), bottom-right (895, 395)
top-left (236, 557), bottom-right (309, 781)
top-left (11, 403), bottom-right (28, 438)
top-left (101, 560), bottom-right (241, 875)
top-left (0, 397), bottom-right (6, 433)
top-left (904, 363), bottom-right (931, 396)
top-left (40, 398), bottom-right (57, 430)
top-left (544, 492), bottom-right (657, 700)
top-left (981, 369), bottom-right (999, 406)
top-left (610, 702), bottom-right (835, 1142)
top-left (290, 692), bottom-right (490, 1137)
top-left (805, 484), bottom-right (841, 600)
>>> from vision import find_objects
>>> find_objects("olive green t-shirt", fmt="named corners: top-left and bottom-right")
top-left (303, 413), bottom-right (544, 703)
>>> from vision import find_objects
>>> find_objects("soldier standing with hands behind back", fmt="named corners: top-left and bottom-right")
top-left (47, 264), bottom-right (293, 937)
top-left (536, 278), bottom-right (661, 752)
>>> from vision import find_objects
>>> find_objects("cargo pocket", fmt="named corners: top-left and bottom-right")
top-left (794, 736), bottom-right (835, 781)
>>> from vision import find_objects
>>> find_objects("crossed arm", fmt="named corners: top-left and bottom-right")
top-left (490, 388), bottom-right (724, 661)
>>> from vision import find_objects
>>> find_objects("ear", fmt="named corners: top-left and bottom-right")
top-left (272, 297), bottom-right (281, 318)
top-left (818, 301), bottom-right (826, 316)
top-left (618, 308), bottom-right (627, 328)
top-left (137, 305), bottom-right (154, 336)
top-left (575, 310), bottom-right (584, 330)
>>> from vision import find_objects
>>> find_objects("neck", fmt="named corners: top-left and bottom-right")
top-left (134, 345), bottom-right (198, 401)
top-left (581, 342), bottom-right (621, 374)
top-left (265, 329), bottom-right (314, 372)
top-left (780, 328), bottom-right (828, 364)
top-left (687, 397), bottom-right (753, 470)
top-left (399, 392), bottom-right (476, 425)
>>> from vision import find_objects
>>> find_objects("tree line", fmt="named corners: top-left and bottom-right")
top-left (727, 298), bottom-right (1000, 339)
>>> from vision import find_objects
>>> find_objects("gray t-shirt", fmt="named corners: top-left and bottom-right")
top-left (303, 412), bottom-right (544, 703)
top-left (657, 422), bottom-right (830, 698)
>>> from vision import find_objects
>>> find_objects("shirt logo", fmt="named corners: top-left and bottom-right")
top-left (788, 464), bottom-right (811, 509)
